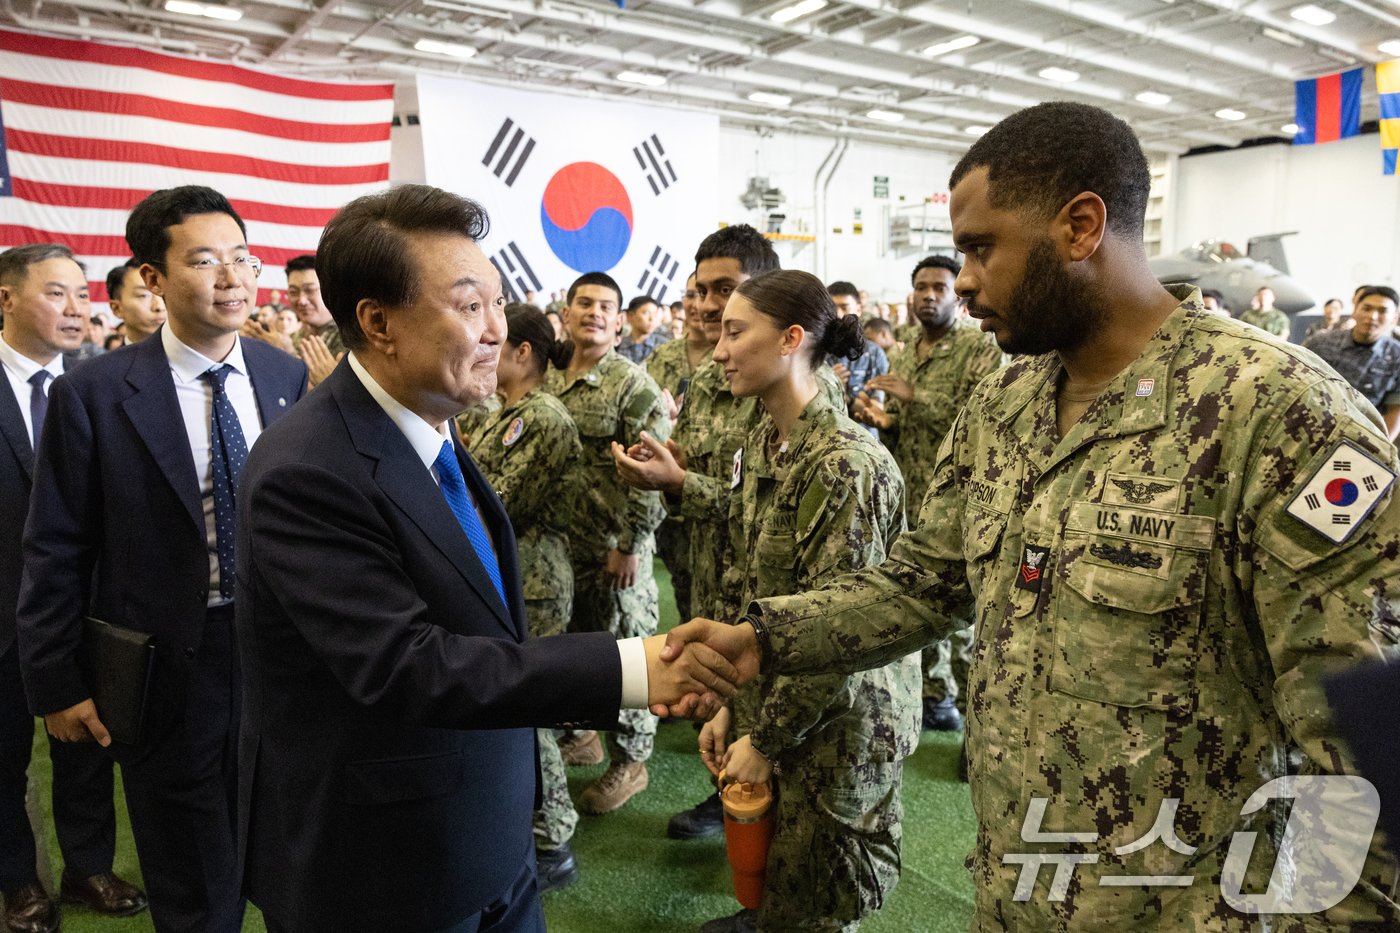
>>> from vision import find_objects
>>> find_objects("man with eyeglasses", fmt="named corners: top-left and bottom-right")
top-left (1305, 285), bottom-right (1400, 440)
top-left (16, 186), bottom-right (307, 933)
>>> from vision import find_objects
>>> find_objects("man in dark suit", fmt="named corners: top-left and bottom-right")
top-left (235, 185), bottom-right (736, 933)
top-left (1, 244), bottom-right (148, 933)
top-left (16, 188), bottom-right (307, 933)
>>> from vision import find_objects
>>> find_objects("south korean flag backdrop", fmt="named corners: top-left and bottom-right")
top-left (418, 75), bottom-right (718, 305)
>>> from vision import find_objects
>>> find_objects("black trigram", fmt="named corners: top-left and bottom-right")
top-left (1333, 514), bottom-right (1351, 525)
top-left (1304, 493), bottom-right (1320, 510)
top-left (637, 246), bottom-right (680, 302)
top-left (482, 117), bottom-right (536, 187)
top-left (490, 242), bottom-right (542, 302)
top-left (632, 134), bottom-right (677, 195)
top-left (1364, 476), bottom-right (1380, 492)
top-left (1333, 459), bottom-right (1352, 471)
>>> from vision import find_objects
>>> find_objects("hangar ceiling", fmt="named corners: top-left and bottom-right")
top-left (4, 0), bottom-right (1399, 153)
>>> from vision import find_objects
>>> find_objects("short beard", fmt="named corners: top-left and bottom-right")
top-left (972, 238), bottom-right (1106, 356)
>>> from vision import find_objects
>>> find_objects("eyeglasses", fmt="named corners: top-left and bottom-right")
top-left (159, 256), bottom-right (263, 276)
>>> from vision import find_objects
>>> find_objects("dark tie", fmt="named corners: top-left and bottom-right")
top-left (200, 365), bottom-right (250, 599)
top-left (28, 370), bottom-right (51, 449)
top-left (433, 440), bottom-right (507, 607)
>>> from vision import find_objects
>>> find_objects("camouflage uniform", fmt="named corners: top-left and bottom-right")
top-left (454, 394), bottom-right (502, 446)
top-left (291, 319), bottom-right (346, 357)
top-left (750, 288), bottom-right (1400, 929)
top-left (466, 389), bottom-right (582, 852)
top-left (1239, 307), bottom-right (1290, 339)
top-left (669, 359), bottom-right (845, 623)
top-left (724, 395), bottom-right (918, 932)
top-left (885, 319), bottom-right (1006, 714)
top-left (646, 337), bottom-right (704, 620)
top-left (617, 330), bottom-right (671, 364)
top-left (546, 352), bottom-right (671, 764)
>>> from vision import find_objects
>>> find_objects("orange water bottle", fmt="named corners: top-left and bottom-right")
top-left (719, 771), bottom-right (775, 910)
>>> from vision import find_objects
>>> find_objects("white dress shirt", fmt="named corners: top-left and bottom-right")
top-left (161, 325), bottom-right (263, 603)
top-left (0, 332), bottom-right (65, 446)
top-left (346, 353), bottom-right (649, 708)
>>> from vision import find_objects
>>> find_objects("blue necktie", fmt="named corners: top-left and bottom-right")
top-left (200, 365), bottom-right (250, 599)
top-left (28, 370), bottom-right (51, 449)
top-left (434, 440), bottom-right (507, 607)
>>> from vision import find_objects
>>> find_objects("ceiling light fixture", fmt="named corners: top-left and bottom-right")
top-left (1281, 123), bottom-right (1301, 134)
top-left (164, 0), bottom-right (242, 21)
top-left (748, 91), bottom-right (792, 107)
top-left (1215, 108), bottom-right (1247, 121)
top-left (1290, 4), bottom-right (1336, 26)
top-left (1262, 27), bottom-right (1305, 48)
top-left (923, 35), bottom-right (980, 57)
top-left (414, 38), bottom-right (477, 58)
top-left (1379, 39), bottom-right (1400, 57)
top-left (866, 108), bottom-right (904, 123)
top-left (1038, 66), bottom-right (1080, 83)
top-left (616, 70), bottom-right (667, 87)
top-left (965, 124), bottom-right (990, 136)
top-left (770, 0), bottom-right (827, 24)
top-left (1135, 90), bottom-right (1172, 106)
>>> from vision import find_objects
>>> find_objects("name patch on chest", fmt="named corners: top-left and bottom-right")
top-left (1067, 501), bottom-right (1215, 551)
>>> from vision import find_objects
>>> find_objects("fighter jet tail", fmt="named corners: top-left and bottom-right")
top-left (1246, 232), bottom-right (1298, 275)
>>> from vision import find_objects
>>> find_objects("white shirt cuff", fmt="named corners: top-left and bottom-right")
top-left (617, 637), bottom-right (649, 709)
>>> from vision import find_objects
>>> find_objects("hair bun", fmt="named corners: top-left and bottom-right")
top-left (547, 338), bottom-right (573, 370)
top-left (822, 313), bottom-right (866, 362)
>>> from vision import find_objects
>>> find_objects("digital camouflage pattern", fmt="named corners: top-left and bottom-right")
top-left (547, 351), bottom-right (671, 763)
top-left (455, 394), bottom-right (502, 447)
top-left (670, 359), bottom-right (846, 623)
top-left (466, 389), bottom-right (579, 602)
top-left (753, 289), bottom-right (1400, 928)
top-left (724, 395), bottom-right (918, 931)
top-left (1238, 306), bottom-right (1289, 339)
top-left (762, 760), bottom-right (904, 933)
top-left (884, 317), bottom-right (1005, 709)
top-left (464, 392), bottom-right (581, 849)
top-left (1302, 328), bottom-right (1400, 413)
top-left (525, 596), bottom-right (578, 851)
top-left (646, 337), bottom-right (705, 619)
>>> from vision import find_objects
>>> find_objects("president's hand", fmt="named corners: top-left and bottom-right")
top-left (643, 634), bottom-right (739, 719)
top-left (660, 618), bottom-right (762, 715)
top-left (611, 432), bottom-right (687, 493)
top-left (44, 698), bottom-right (111, 747)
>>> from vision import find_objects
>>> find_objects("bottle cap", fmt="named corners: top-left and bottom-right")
top-left (718, 771), bottom-right (773, 820)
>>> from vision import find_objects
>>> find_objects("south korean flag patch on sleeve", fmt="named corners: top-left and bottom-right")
top-left (1286, 440), bottom-right (1396, 544)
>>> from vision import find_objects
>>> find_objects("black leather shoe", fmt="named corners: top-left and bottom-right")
top-left (922, 696), bottom-right (963, 732)
top-left (667, 791), bottom-right (724, 840)
top-left (3, 882), bottom-right (59, 933)
top-left (699, 907), bottom-right (757, 933)
top-left (535, 843), bottom-right (579, 894)
top-left (60, 870), bottom-right (148, 917)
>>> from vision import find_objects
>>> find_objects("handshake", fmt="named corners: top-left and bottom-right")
top-left (641, 619), bottom-right (764, 719)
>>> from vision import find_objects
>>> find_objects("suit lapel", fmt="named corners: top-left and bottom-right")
top-left (121, 334), bottom-right (203, 536)
top-left (0, 375), bottom-right (33, 480)
top-left (244, 342), bottom-right (296, 428)
top-left (332, 368), bottom-right (517, 638)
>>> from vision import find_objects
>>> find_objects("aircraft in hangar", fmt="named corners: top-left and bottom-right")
top-left (1148, 234), bottom-right (1316, 314)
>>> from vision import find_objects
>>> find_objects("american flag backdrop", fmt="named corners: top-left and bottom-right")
top-left (0, 29), bottom-right (394, 301)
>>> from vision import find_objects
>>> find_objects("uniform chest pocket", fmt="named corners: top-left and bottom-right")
top-left (1049, 503), bottom-right (1214, 711)
top-left (754, 528), bottom-right (800, 594)
top-left (570, 402), bottom-right (617, 441)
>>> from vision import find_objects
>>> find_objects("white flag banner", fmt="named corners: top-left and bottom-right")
top-left (418, 75), bottom-right (718, 304)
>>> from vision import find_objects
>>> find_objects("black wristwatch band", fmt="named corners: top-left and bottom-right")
top-left (740, 612), bottom-right (771, 671)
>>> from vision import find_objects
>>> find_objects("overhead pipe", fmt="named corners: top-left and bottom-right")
top-left (812, 136), bottom-right (848, 281)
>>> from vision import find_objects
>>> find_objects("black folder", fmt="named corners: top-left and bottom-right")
top-left (79, 617), bottom-right (155, 746)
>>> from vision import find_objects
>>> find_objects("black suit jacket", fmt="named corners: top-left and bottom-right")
top-left (234, 360), bottom-right (622, 933)
top-left (0, 370), bottom-right (38, 655)
top-left (16, 331), bottom-right (307, 732)
top-left (1325, 661), bottom-right (1400, 860)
